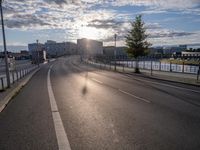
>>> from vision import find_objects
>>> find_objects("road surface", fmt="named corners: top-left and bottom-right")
top-left (0, 56), bottom-right (200, 150)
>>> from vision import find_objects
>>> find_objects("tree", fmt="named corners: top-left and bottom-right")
top-left (125, 15), bottom-right (151, 73)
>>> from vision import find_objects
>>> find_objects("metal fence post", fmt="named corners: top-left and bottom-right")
top-left (170, 61), bottom-right (172, 72)
top-left (12, 71), bottom-right (14, 83)
top-left (197, 63), bottom-right (200, 82)
top-left (159, 61), bottom-right (161, 71)
top-left (16, 71), bottom-right (19, 81)
top-left (182, 61), bottom-right (185, 73)
top-left (1, 77), bottom-right (4, 90)
top-left (110, 60), bottom-right (111, 70)
top-left (151, 60), bottom-right (153, 75)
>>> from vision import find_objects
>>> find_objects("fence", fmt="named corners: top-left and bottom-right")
top-left (0, 65), bottom-right (38, 91)
top-left (116, 60), bottom-right (199, 74)
top-left (84, 59), bottom-right (200, 82)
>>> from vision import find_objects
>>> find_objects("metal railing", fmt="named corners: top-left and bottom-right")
top-left (0, 65), bottom-right (37, 91)
top-left (83, 58), bottom-right (200, 82)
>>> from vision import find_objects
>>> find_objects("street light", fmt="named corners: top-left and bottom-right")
top-left (114, 34), bottom-right (117, 71)
top-left (36, 39), bottom-right (40, 67)
top-left (0, 0), bottom-right (10, 88)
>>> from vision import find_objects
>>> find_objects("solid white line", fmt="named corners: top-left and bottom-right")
top-left (47, 66), bottom-right (71, 150)
top-left (91, 78), bottom-right (103, 84)
top-left (118, 89), bottom-right (151, 103)
top-left (125, 74), bottom-right (200, 94)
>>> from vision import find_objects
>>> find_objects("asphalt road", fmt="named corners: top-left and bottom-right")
top-left (0, 56), bottom-right (200, 150)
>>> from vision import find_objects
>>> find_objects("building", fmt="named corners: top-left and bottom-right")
top-left (28, 43), bottom-right (46, 63)
top-left (149, 47), bottom-right (163, 55)
top-left (182, 51), bottom-right (200, 57)
top-left (11, 50), bottom-right (30, 60)
top-left (163, 45), bottom-right (187, 54)
top-left (103, 46), bottom-right (128, 58)
top-left (45, 40), bottom-right (77, 58)
top-left (77, 38), bottom-right (103, 56)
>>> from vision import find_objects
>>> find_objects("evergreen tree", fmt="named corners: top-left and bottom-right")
top-left (125, 15), bottom-right (151, 72)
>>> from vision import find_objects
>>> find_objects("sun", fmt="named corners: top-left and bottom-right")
top-left (78, 26), bottom-right (100, 40)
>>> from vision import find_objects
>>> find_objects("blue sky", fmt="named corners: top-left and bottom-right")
top-left (0, 0), bottom-right (200, 51)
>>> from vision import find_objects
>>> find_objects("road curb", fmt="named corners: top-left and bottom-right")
top-left (0, 68), bottom-right (40, 112)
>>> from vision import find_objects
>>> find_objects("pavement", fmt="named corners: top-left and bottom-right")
top-left (0, 56), bottom-right (200, 150)
top-left (0, 67), bottom-right (40, 112)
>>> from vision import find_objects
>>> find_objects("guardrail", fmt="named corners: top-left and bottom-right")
top-left (0, 65), bottom-right (38, 91)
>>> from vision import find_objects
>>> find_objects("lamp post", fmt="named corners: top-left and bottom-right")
top-left (0, 0), bottom-right (10, 88)
top-left (36, 39), bottom-right (39, 67)
top-left (114, 34), bottom-right (117, 71)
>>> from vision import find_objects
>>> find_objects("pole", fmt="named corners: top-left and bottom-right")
top-left (0, 0), bottom-right (10, 88)
top-left (151, 60), bottom-right (153, 76)
top-left (36, 39), bottom-right (40, 67)
top-left (114, 34), bottom-right (117, 71)
top-left (197, 63), bottom-right (200, 82)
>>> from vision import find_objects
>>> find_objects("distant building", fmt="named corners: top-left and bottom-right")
top-left (11, 50), bottom-right (30, 60)
top-left (45, 41), bottom-right (77, 58)
top-left (28, 43), bottom-right (46, 63)
top-left (163, 45), bottom-right (187, 54)
top-left (149, 47), bottom-right (163, 55)
top-left (182, 51), bottom-right (200, 57)
top-left (77, 38), bottom-right (103, 56)
top-left (103, 46), bottom-right (128, 58)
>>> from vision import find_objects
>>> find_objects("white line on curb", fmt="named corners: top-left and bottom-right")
top-left (118, 89), bottom-right (151, 103)
top-left (47, 65), bottom-right (71, 150)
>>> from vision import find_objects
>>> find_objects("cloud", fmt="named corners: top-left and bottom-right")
top-left (0, 0), bottom-right (200, 46)
top-left (111, 0), bottom-right (200, 10)
top-left (148, 30), bottom-right (195, 38)
top-left (87, 19), bottom-right (125, 29)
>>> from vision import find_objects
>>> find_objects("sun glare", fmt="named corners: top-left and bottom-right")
top-left (78, 26), bottom-right (101, 40)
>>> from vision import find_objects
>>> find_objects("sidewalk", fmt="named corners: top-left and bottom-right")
top-left (0, 67), bottom-right (40, 112)
top-left (87, 61), bottom-right (200, 86)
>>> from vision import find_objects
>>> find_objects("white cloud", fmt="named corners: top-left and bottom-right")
top-left (1, 0), bottom-right (200, 46)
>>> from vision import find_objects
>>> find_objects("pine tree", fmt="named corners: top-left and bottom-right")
top-left (125, 15), bottom-right (151, 73)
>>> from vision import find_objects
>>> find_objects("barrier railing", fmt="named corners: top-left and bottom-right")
top-left (0, 65), bottom-right (38, 91)
top-left (83, 59), bottom-right (200, 83)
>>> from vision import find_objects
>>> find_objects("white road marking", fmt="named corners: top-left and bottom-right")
top-left (47, 65), bottom-right (71, 150)
top-left (125, 74), bottom-right (200, 94)
top-left (118, 89), bottom-right (151, 103)
top-left (91, 78), bottom-right (103, 84)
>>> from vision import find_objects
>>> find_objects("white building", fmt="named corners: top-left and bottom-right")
top-left (28, 43), bottom-right (46, 63)
top-left (182, 51), bottom-right (200, 57)
top-left (45, 41), bottom-right (77, 57)
top-left (77, 38), bottom-right (103, 56)
top-left (163, 45), bottom-right (187, 54)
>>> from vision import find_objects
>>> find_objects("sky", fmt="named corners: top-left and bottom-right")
top-left (0, 0), bottom-right (200, 51)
